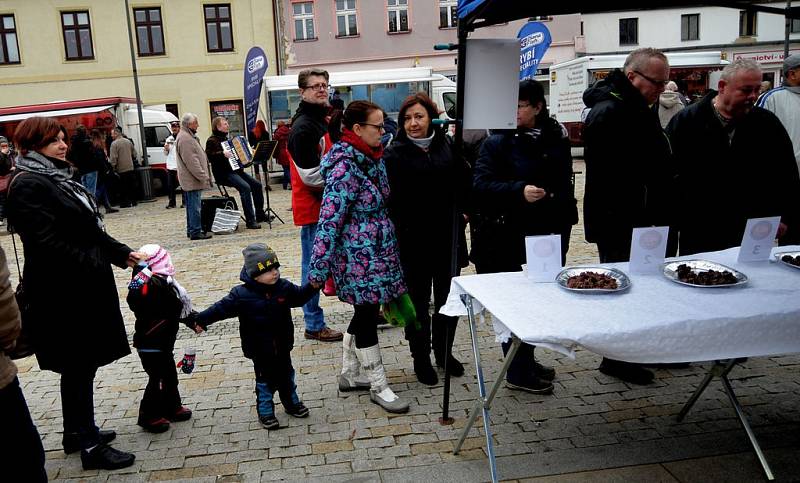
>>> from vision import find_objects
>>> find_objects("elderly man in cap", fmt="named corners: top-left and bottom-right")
top-left (757, 54), bottom-right (800, 175)
top-left (667, 58), bottom-right (800, 253)
top-left (163, 120), bottom-right (184, 209)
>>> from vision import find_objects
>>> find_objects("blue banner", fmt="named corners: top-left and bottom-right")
top-left (243, 46), bottom-right (269, 138)
top-left (517, 22), bottom-right (552, 80)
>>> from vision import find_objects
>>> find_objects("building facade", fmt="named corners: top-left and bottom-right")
top-left (276, 0), bottom-right (582, 88)
top-left (0, 0), bottom-right (279, 142)
top-left (582, 2), bottom-right (799, 88)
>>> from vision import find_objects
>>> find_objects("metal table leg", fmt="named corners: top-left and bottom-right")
top-left (677, 359), bottom-right (774, 480)
top-left (453, 294), bottom-right (521, 483)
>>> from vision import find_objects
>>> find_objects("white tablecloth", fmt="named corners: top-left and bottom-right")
top-left (441, 246), bottom-right (800, 363)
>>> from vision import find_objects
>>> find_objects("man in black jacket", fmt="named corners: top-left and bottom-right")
top-left (582, 48), bottom-right (673, 385)
top-left (287, 67), bottom-right (343, 343)
top-left (205, 116), bottom-right (267, 229)
top-left (666, 59), bottom-right (800, 254)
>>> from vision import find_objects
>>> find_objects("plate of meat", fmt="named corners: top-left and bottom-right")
top-left (661, 260), bottom-right (748, 288)
top-left (774, 251), bottom-right (800, 270)
top-left (556, 267), bottom-right (631, 293)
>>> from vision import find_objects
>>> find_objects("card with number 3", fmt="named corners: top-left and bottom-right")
top-left (738, 216), bottom-right (780, 262)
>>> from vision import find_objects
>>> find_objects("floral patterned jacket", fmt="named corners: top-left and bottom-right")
top-left (308, 141), bottom-right (407, 305)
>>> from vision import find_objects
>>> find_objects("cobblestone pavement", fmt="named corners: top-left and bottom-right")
top-left (5, 162), bottom-right (799, 482)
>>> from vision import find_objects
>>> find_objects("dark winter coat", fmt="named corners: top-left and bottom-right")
top-left (205, 130), bottom-right (236, 183)
top-left (666, 91), bottom-right (800, 255)
top-left (196, 268), bottom-right (317, 360)
top-left (68, 133), bottom-right (97, 175)
top-left (582, 69), bottom-right (673, 247)
top-left (127, 272), bottom-right (188, 352)
top-left (383, 129), bottom-right (470, 272)
top-left (6, 170), bottom-right (132, 373)
top-left (471, 118), bottom-right (578, 269)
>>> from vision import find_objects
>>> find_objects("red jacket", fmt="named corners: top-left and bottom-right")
top-left (290, 132), bottom-right (333, 226)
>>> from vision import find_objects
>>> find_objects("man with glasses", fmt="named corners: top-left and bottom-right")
top-left (287, 68), bottom-right (343, 343)
top-left (667, 59), bottom-right (800, 253)
top-left (582, 48), bottom-right (674, 385)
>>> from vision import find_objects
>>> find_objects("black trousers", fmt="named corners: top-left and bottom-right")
top-left (60, 368), bottom-right (100, 450)
top-left (138, 351), bottom-right (181, 420)
top-left (0, 377), bottom-right (46, 482)
top-left (118, 170), bottom-right (139, 206)
top-left (348, 304), bottom-right (380, 349)
top-left (403, 252), bottom-right (458, 359)
top-left (165, 169), bottom-right (184, 207)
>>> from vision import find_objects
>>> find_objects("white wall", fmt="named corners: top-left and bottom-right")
top-left (583, 3), bottom-right (799, 53)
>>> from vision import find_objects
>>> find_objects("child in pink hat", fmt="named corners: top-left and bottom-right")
top-left (126, 244), bottom-right (201, 433)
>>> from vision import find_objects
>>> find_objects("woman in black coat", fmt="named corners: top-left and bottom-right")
top-left (6, 117), bottom-right (142, 471)
top-left (471, 80), bottom-right (578, 394)
top-left (383, 93), bottom-right (470, 386)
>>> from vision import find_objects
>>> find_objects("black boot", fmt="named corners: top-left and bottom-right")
top-left (405, 314), bottom-right (438, 385)
top-left (598, 358), bottom-right (653, 385)
top-left (63, 429), bottom-right (116, 454)
top-left (503, 341), bottom-right (554, 394)
top-left (532, 347), bottom-right (556, 381)
top-left (80, 443), bottom-right (135, 470)
top-left (432, 314), bottom-right (464, 377)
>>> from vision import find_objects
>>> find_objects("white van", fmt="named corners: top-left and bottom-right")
top-left (262, 67), bottom-right (457, 126)
top-left (124, 107), bottom-right (179, 192)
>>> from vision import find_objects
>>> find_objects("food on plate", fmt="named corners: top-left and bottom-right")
top-left (675, 263), bottom-right (738, 285)
top-left (781, 254), bottom-right (800, 267)
top-left (566, 271), bottom-right (619, 289)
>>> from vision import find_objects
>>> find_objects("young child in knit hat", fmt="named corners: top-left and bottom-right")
top-left (191, 243), bottom-right (320, 429)
top-left (126, 244), bottom-right (202, 433)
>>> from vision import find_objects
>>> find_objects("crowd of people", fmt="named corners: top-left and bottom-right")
top-left (1, 50), bottom-right (798, 477)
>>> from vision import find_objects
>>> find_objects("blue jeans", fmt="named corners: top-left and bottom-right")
top-left (81, 171), bottom-right (98, 196)
top-left (300, 223), bottom-right (325, 332)
top-left (221, 171), bottom-right (264, 224)
top-left (185, 189), bottom-right (203, 237)
top-left (282, 165), bottom-right (291, 188)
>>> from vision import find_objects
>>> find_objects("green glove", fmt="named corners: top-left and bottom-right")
top-left (382, 293), bottom-right (418, 330)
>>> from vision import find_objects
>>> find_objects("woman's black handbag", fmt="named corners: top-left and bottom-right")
top-left (8, 232), bottom-right (34, 360)
top-left (6, 173), bottom-right (35, 360)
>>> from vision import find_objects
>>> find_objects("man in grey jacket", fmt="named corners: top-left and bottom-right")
top-left (757, 54), bottom-right (800, 173)
top-left (176, 113), bottom-right (213, 240)
top-left (109, 127), bottom-right (139, 208)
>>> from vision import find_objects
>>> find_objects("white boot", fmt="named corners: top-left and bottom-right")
top-left (355, 344), bottom-right (409, 414)
top-left (338, 333), bottom-right (371, 392)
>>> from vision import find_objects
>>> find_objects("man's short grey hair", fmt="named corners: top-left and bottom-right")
top-left (181, 113), bottom-right (198, 129)
top-left (720, 58), bottom-right (761, 82)
top-left (623, 48), bottom-right (669, 73)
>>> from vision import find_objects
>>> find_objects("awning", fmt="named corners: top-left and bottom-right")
top-left (0, 105), bottom-right (114, 123)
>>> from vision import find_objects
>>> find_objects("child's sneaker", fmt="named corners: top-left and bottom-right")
top-left (168, 406), bottom-right (192, 422)
top-left (137, 417), bottom-right (170, 433)
top-left (259, 414), bottom-right (280, 429)
top-left (285, 402), bottom-right (309, 418)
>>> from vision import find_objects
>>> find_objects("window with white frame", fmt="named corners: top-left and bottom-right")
top-left (388, 0), bottom-right (409, 33)
top-left (293, 2), bottom-right (315, 40)
top-left (336, 0), bottom-right (358, 37)
top-left (439, 0), bottom-right (457, 28)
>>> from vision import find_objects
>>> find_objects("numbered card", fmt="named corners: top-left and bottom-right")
top-left (525, 235), bottom-right (562, 282)
top-left (629, 226), bottom-right (669, 274)
top-left (738, 216), bottom-right (780, 262)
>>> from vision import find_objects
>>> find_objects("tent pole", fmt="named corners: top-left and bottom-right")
top-left (440, 18), bottom-right (470, 427)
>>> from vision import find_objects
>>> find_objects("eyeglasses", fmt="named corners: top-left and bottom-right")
top-left (633, 70), bottom-right (669, 87)
top-left (303, 83), bottom-right (329, 91)
top-left (359, 123), bottom-right (385, 131)
top-left (517, 102), bottom-right (532, 109)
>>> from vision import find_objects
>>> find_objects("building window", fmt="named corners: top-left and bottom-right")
top-left (388, 0), bottom-right (409, 33)
top-left (439, 0), bottom-right (457, 28)
top-left (0, 14), bottom-right (20, 65)
top-left (61, 11), bottom-right (94, 60)
top-left (739, 10), bottom-right (757, 37)
top-left (205, 4), bottom-right (234, 52)
top-left (791, 17), bottom-right (800, 33)
top-left (681, 13), bottom-right (700, 41)
top-left (133, 8), bottom-right (165, 56)
top-left (335, 0), bottom-right (358, 37)
top-left (619, 17), bottom-right (638, 46)
top-left (292, 2), bottom-right (315, 40)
